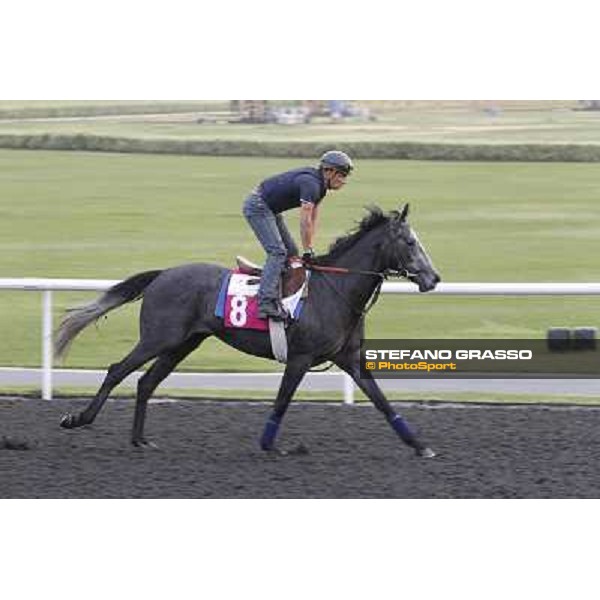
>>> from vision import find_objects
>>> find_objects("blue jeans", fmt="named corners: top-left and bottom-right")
top-left (243, 192), bottom-right (299, 305)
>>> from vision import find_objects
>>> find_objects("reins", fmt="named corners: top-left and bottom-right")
top-left (306, 263), bottom-right (383, 278)
top-left (307, 262), bottom-right (415, 281)
top-left (305, 262), bottom-right (413, 318)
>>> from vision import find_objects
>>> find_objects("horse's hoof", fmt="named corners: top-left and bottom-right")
top-left (263, 444), bottom-right (308, 457)
top-left (263, 445), bottom-right (288, 456)
top-left (416, 447), bottom-right (437, 459)
top-left (132, 439), bottom-right (159, 449)
top-left (289, 443), bottom-right (309, 456)
top-left (60, 413), bottom-right (79, 429)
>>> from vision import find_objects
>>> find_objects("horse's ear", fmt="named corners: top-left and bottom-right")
top-left (399, 203), bottom-right (410, 221)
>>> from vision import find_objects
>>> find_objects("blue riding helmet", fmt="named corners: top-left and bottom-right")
top-left (319, 150), bottom-right (354, 175)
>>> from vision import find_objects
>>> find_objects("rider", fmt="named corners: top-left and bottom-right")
top-left (243, 150), bottom-right (354, 320)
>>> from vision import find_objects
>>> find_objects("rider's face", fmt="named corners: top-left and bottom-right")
top-left (326, 169), bottom-right (349, 190)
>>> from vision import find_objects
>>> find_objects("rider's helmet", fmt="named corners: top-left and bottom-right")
top-left (319, 150), bottom-right (354, 175)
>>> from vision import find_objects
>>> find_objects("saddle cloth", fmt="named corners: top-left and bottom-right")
top-left (215, 267), bottom-right (308, 332)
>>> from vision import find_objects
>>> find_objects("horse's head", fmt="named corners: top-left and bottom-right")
top-left (382, 204), bottom-right (441, 292)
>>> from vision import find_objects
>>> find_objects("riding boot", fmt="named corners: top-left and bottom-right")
top-left (258, 259), bottom-right (288, 320)
top-left (259, 298), bottom-right (288, 321)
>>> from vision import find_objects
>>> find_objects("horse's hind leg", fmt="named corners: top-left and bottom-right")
top-left (132, 334), bottom-right (208, 447)
top-left (60, 341), bottom-right (159, 429)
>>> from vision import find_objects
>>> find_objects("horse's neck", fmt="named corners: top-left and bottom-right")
top-left (326, 227), bottom-right (383, 271)
top-left (329, 244), bottom-right (381, 271)
top-left (323, 232), bottom-right (383, 311)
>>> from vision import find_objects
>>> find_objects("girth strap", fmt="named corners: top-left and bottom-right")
top-left (268, 319), bottom-right (288, 363)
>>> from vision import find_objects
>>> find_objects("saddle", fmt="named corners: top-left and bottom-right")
top-left (235, 255), bottom-right (307, 298)
top-left (216, 256), bottom-right (309, 364)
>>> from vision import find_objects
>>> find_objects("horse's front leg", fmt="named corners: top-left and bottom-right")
top-left (336, 355), bottom-right (436, 458)
top-left (260, 355), bottom-right (312, 453)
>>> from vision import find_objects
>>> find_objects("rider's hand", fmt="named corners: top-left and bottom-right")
top-left (302, 248), bottom-right (315, 264)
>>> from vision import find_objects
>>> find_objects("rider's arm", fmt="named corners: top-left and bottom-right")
top-left (312, 203), bottom-right (320, 238)
top-left (299, 201), bottom-right (316, 252)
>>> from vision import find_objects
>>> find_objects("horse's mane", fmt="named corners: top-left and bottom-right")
top-left (323, 205), bottom-right (391, 260)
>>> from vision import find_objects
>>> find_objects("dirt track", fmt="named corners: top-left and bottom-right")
top-left (2, 397), bottom-right (600, 498)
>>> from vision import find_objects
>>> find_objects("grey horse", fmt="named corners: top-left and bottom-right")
top-left (55, 204), bottom-right (441, 457)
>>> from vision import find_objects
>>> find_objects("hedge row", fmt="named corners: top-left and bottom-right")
top-left (2, 133), bottom-right (600, 162)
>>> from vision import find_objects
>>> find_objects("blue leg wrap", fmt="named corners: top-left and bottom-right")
top-left (389, 414), bottom-right (416, 444)
top-left (260, 415), bottom-right (281, 450)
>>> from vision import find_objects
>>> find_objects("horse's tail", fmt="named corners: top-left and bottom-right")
top-left (54, 270), bottom-right (163, 361)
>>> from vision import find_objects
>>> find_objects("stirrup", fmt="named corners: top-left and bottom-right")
top-left (259, 300), bottom-right (288, 321)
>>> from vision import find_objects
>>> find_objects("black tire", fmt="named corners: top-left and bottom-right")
top-left (572, 327), bottom-right (597, 351)
top-left (547, 327), bottom-right (571, 352)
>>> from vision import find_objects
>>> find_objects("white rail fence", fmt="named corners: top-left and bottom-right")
top-left (2, 277), bottom-right (600, 402)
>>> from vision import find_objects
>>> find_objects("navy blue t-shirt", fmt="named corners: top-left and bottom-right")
top-left (258, 167), bottom-right (327, 214)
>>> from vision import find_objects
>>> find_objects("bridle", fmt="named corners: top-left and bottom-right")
top-left (304, 262), bottom-right (417, 319)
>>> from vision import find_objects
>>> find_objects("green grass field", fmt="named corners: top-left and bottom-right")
top-left (1, 148), bottom-right (599, 374)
